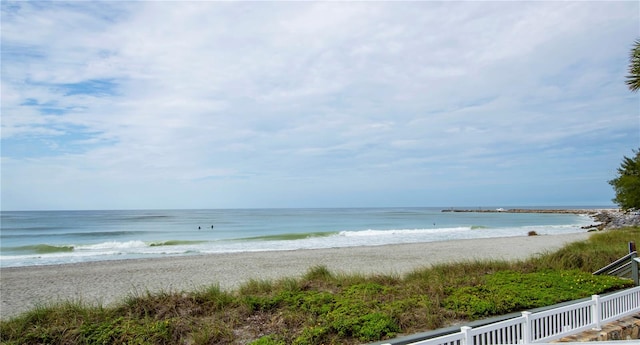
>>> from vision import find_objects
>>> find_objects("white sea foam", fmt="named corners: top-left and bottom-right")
top-left (0, 208), bottom-right (599, 267)
top-left (77, 240), bottom-right (148, 250)
top-left (339, 227), bottom-right (471, 237)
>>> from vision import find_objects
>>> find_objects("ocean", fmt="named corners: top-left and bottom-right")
top-left (0, 207), bottom-right (598, 268)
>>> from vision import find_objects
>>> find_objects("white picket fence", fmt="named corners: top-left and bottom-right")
top-left (383, 286), bottom-right (640, 345)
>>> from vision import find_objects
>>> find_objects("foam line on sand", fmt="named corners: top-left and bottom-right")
top-left (0, 233), bottom-right (591, 320)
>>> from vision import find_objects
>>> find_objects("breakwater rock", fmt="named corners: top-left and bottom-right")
top-left (441, 208), bottom-right (603, 215)
top-left (592, 210), bottom-right (640, 230)
top-left (441, 208), bottom-right (640, 230)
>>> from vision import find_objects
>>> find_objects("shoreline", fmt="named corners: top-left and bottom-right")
top-left (0, 232), bottom-right (591, 320)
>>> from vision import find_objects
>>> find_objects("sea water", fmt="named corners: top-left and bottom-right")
top-left (0, 207), bottom-right (598, 267)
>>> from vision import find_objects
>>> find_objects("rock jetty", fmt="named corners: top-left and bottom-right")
top-left (441, 208), bottom-right (602, 215)
top-left (441, 208), bottom-right (640, 230)
top-left (592, 210), bottom-right (640, 229)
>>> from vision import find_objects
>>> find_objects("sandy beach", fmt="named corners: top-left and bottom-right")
top-left (0, 232), bottom-right (591, 320)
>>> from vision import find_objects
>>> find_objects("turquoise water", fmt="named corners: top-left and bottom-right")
top-left (0, 207), bottom-right (597, 267)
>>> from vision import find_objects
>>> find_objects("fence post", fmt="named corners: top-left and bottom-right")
top-left (631, 252), bottom-right (639, 286)
top-left (521, 311), bottom-right (531, 344)
top-left (592, 294), bottom-right (602, 331)
top-left (461, 326), bottom-right (472, 345)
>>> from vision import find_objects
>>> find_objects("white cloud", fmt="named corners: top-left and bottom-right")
top-left (1, 1), bottom-right (639, 210)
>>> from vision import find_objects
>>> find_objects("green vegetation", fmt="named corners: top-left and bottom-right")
top-left (2, 227), bottom-right (639, 345)
top-left (609, 149), bottom-right (640, 210)
top-left (626, 38), bottom-right (640, 92)
top-left (444, 270), bottom-right (626, 319)
top-left (612, 39), bottom-right (640, 210)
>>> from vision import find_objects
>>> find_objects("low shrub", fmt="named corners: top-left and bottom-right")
top-left (443, 270), bottom-right (632, 319)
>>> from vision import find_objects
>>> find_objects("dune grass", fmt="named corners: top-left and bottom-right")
top-left (1, 227), bottom-right (639, 345)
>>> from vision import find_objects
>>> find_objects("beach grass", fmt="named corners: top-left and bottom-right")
top-left (1, 227), bottom-right (639, 345)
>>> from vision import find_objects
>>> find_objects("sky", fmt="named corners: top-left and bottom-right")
top-left (1, 1), bottom-right (639, 211)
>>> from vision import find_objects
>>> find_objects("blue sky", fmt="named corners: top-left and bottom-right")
top-left (1, 1), bottom-right (639, 211)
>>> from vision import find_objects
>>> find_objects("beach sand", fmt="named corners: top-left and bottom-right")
top-left (0, 232), bottom-right (591, 320)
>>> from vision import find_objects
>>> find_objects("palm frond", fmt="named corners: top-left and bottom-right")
top-left (626, 39), bottom-right (640, 92)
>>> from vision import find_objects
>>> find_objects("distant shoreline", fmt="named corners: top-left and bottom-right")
top-left (441, 208), bottom-right (615, 214)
